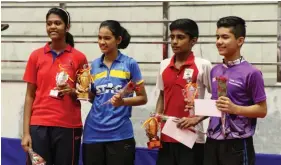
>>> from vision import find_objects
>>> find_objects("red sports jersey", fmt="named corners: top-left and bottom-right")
top-left (23, 43), bottom-right (88, 128)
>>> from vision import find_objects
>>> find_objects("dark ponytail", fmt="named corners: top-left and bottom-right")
top-left (46, 8), bottom-right (74, 47)
top-left (100, 20), bottom-right (131, 49)
top-left (66, 32), bottom-right (74, 47)
top-left (118, 27), bottom-right (131, 49)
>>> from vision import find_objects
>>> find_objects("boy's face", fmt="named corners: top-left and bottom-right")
top-left (170, 29), bottom-right (196, 55)
top-left (216, 27), bottom-right (244, 57)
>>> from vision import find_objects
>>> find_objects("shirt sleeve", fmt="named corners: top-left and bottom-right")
top-left (156, 61), bottom-right (164, 91)
top-left (202, 60), bottom-right (212, 93)
top-left (81, 54), bottom-right (89, 68)
top-left (23, 51), bottom-right (38, 84)
top-left (129, 58), bottom-right (143, 85)
top-left (247, 69), bottom-right (267, 103)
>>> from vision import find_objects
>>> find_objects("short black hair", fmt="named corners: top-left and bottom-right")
top-left (169, 19), bottom-right (199, 38)
top-left (217, 16), bottom-right (246, 39)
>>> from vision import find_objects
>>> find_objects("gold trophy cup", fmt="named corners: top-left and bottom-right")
top-left (77, 64), bottom-right (93, 101)
top-left (142, 117), bottom-right (162, 149)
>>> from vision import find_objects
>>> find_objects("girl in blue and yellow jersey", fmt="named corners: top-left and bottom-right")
top-left (81, 20), bottom-right (148, 165)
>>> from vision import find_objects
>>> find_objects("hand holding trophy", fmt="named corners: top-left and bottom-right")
top-left (182, 81), bottom-right (199, 117)
top-left (216, 76), bottom-right (228, 136)
top-left (76, 64), bottom-right (93, 101)
top-left (49, 64), bottom-right (73, 99)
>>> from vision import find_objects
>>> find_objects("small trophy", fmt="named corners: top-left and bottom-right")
top-left (76, 64), bottom-right (93, 101)
top-left (216, 76), bottom-right (228, 136)
top-left (28, 148), bottom-right (46, 165)
top-left (49, 67), bottom-right (70, 98)
top-left (142, 114), bottom-right (162, 149)
top-left (182, 82), bottom-right (199, 117)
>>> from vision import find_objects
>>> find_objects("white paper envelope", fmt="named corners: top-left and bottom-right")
top-left (161, 118), bottom-right (198, 149)
top-left (194, 99), bottom-right (222, 117)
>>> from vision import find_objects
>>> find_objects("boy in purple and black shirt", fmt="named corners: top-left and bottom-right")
top-left (203, 16), bottom-right (267, 165)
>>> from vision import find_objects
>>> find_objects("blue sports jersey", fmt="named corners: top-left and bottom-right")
top-left (83, 51), bottom-right (143, 143)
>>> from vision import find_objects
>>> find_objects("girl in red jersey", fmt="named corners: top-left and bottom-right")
top-left (21, 8), bottom-right (88, 165)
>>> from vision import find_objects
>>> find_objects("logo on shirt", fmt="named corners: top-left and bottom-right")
top-left (96, 83), bottom-right (122, 95)
top-left (183, 68), bottom-right (194, 81)
top-left (228, 78), bottom-right (243, 87)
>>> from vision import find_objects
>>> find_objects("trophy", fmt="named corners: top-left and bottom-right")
top-left (216, 76), bottom-right (228, 136)
top-left (49, 64), bottom-right (71, 98)
top-left (28, 148), bottom-right (46, 165)
top-left (142, 114), bottom-right (162, 149)
top-left (182, 81), bottom-right (199, 117)
top-left (76, 64), bottom-right (93, 101)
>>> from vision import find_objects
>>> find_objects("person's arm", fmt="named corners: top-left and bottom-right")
top-left (216, 97), bottom-right (267, 118)
top-left (236, 100), bottom-right (267, 118)
top-left (23, 83), bottom-right (37, 136)
top-left (216, 70), bottom-right (267, 118)
top-left (111, 58), bottom-right (147, 107)
top-left (156, 90), bottom-right (164, 114)
top-left (22, 52), bottom-right (38, 136)
top-left (122, 82), bottom-right (147, 106)
top-left (155, 60), bottom-right (165, 114)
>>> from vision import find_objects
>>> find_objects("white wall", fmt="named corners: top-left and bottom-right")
top-left (1, 1), bottom-right (281, 154)
top-left (1, 1), bottom-right (279, 84)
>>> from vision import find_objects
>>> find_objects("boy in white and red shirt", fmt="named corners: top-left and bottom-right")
top-left (154, 19), bottom-right (212, 165)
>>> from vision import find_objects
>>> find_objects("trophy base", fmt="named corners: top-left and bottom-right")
top-left (49, 89), bottom-right (62, 99)
top-left (147, 140), bottom-right (162, 149)
top-left (77, 92), bottom-right (89, 101)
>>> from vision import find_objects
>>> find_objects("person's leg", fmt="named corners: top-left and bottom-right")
top-left (203, 138), bottom-right (219, 165)
top-left (245, 137), bottom-right (256, 165)
top-left (156, 142), bottom-right (175, 165)
top-left (219, 137), bottom-right (255, 165)
top-left (176, 143), bottom-right (196, 165)
top-left (27, 126), bottom-right (53, 165)
top-left (51, 127), bottom-right (82, 165)
top-left (193, 143), bottom-right (205, 165)
top-left (82, 142), bottom-right (106, 165)
top-left (105, 138), bottom-right (136, 165)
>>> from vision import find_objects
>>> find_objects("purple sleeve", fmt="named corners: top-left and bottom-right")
top-left (248, 70), bottom-right (266, 103)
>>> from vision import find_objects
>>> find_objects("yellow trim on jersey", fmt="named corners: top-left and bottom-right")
top-left (136, 79), bottom-right (144, 85)
top-left (110, 70), bottom-right (130, 79)
top-left (92, 71), bottom-right (107, 82)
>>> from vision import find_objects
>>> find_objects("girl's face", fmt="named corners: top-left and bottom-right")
top-left (46, 13), bottom-right (68, 41)
top-left (98, 26), bottom-right (121, 54)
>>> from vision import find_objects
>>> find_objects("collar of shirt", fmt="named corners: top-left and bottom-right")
top-left (44, 42), bottom-right (72, 55)
top-left (99, 50), bottom-right (123, 67)
top-left (168, 51), bottom-right (195, 69)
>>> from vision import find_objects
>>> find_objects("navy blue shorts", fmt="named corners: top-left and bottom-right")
top-left (156, 142), bottom-right (204, 165)
top-left (204, 137), bottom-right (255, 165)
top-left (82, 138), bottom-right (136, 165)
top-left (26, 126), bottom-right (82, 165)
